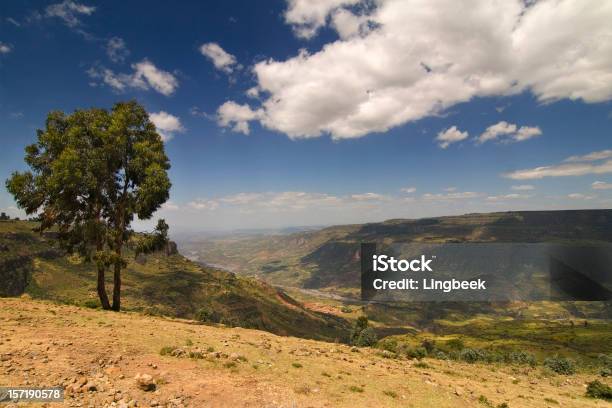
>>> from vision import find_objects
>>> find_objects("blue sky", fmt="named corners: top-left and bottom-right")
top-left (1, 0), bottom-right (611, 231)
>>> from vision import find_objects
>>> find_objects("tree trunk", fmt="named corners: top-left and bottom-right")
top-left (97, 265), bottom-right (111, 310)
top-left (112, 263), bottom-right (121, 311)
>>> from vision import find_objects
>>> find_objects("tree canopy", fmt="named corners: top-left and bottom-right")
top-left (6, 100), bottom-right (171, 310)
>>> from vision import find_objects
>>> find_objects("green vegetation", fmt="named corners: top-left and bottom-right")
top-left (585, 380), bottom-right (612, 401)
top-left (292, 362), bottom-right (303, 368)
top-left (383, 390), bottom-right (398, 398)
top-left (6, 101), bottom-right (171, 311)
top-left (0, 220), bottom-right (350, 342)
top-left (348, 385), bottom-right (364, 393)
top-left (350, 316), bottom-right (378, 347)
top-left (543, 356), bottom-right (576, 375)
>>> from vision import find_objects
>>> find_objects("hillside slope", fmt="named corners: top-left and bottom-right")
top-left (182, 210), bottom-right (612, 290)
top-left (0, 220), bottom-right (349, 342)
top-left (1, 297), bottom-right (608, 408)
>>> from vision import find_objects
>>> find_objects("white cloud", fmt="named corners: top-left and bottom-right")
top-left (565, 150), bottom-right (612, 162)
top-left (219, 0), bottom-right (612, 140)
top-left (486, 193), bottom-right (530, 201)
top-left (199, 43), bottom-right (237, 74)
top-left (87, 59), bottom-right (178, 96)
top-left (400, 187), bottom-right (416, 193)
top-left (592, 181), bottom-right (612, 190)
top-left (217, 101), bottom-right (263, 135)
top-left (444, 187), bottom-right (457, 192)
top-left (477, 121), bottom-right (541, 144)
top-left (422, 191), bottom-right (480, 201)
top-left (149, 111), bottom-right (184, 142)
top-left (188, 199), bottom-right (220, 211)
top-left (45, 0), bottom-right (95, 27)
top-left (505, 151), bottom-right (612, 180)
top-left (350, 192), bottom-right (388, 201)
top-left (161, 201), bottom-right (180, 211)
top-left (6, 17), bottom-right (21, 27)
top-left (436, 126), bottom-right (468, 149)
top-left (568, 193), bottom-right (595, 200)
top-left (106, 37), bottom-right (129, 63)
top-left (0, 42), bottom-right (12, 54)
top-left (284, 0), bottom-right (360, 39)
top-left (511, 184), bottom-right (535, 191)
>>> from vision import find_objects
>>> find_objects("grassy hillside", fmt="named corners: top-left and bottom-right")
top-left (0, 219), bottom-right (350, 342)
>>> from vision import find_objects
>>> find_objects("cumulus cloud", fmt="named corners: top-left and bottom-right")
top-left (284, 0), bottom-right (361, 39)
top-left (189, 192), bottom-right (343, 212)
top-left (350, 192), bottom-right (389, 201)
top-left (505, 149), bottom-right (612, 179)
top-left (188, 199), bottom-right (220, 211)
top-left (0, 42), bottom-right (11, 54)
top-left (477, 121), bottom-right (541, 144)
top-left (106, 37), bottom-right (129, 63)
top-left (45, 0), bottom-right (95, 27)
top-left (161, 201), bottom-right (180, 211)
top-left (511, 184), bottom-right (535, 191)
top-left (87, 59), bottom-right (178, 96)
top-left (199, 43), bottom-right (237, 74)
top-left (592, 181), bottom-right (612, 190)
top-left (218, 0), bottom-right (612, 140)
top-left (149, 111), bottom-right (184, 142)
top-left (217, 101), bottom-right (263, 135)
top-left (400, 187), bottom-right (416, 193)
top-left (436, 126), bottom-right (468, 149)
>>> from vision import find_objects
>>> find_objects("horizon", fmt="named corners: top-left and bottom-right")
top-left (1, 0), bottom-right (612, 231)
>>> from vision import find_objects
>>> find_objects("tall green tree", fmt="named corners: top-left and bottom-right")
top-left (6, 101), bottom-right (171, 311)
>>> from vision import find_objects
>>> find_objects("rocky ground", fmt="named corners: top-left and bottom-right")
top-left (0, 297), bottom-right (609, 407)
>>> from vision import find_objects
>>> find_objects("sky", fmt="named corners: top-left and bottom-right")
top-left (0, 0), bottom-right (611, 232)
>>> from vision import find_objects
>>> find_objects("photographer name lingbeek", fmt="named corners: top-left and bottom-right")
top-left (371, 254), bottom-right (487, 293)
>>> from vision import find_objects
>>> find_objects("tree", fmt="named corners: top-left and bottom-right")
top-left (350, 316), bottom-right (378, 347)
top-left (6, 101), bottom-right (171, 311)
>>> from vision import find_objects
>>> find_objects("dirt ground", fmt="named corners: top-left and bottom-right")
top-left (0, 297), bottom-right (608, 408)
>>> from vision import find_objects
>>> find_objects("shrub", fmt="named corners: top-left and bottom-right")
top-left (506, 351), bottom-right (536, 367)
top-left (434, 351), bottom-right (448, 360)
top-left (461, 348), bottom-right (488, 364)
top-left (350, 317), bottom-right (378, 347)
top-left (349, 385), bottom-right (364, 393)
top-left (383, 390), bottom-right (398, 398)
top-left (378, 338), bottom-right (398, 353)
top-left (543, 398), bottom-right (558, 404)
top-left (586, 380), bottom-right (612, 401)
top-left (160, 346), bottom-right (177, 356)
top-left (421, 339), bottom-right (436, 354)
top-left (196, 307), bottom-right (221, 323)
top-left (223, 361), bottom-right (237, 369)
top-left (292, 362), bottom-right (303, 368)
top-left (478, 395), bottom-right (492, 407)
top-left (405, 346), bottom-right (427, 360)
top-left (414, 361), bottom-right (429, 369)
top-left (544, 356), bottom-right (575, 375)
top-left (82, 299), bottom-right (99, 309)
top-left (340, 305), bottom-right (353, 313)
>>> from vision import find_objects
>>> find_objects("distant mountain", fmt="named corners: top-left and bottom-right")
top-left (0, 220), bottom-right (350, 342)
top-left (181, 210), bottom-right (612, 291)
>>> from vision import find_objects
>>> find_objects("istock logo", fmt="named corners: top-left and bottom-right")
top-left (372, 254), bottom-right (434, 272)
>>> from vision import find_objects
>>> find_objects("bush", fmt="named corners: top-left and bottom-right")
top-left (434, 351), bottom-right (448, 360)
top-left (350, 316), bottom-right (378, 347)
top-left (543, 356), bottom-right (575, 375)
top-left (196, 307), bottom-right (221, 323)
top-left (349, 385), bottom-right (364, 393)
top-left (421, 339), bottom-right (436, 354)
top-left (378, 338), bottom-right (398, 353)
top-left (586, 380), bottom-right (612, 401)
top-left (383, 390), bottom-right (398, 398)
top-left (160, 346), bottom-right (177, 356)
top-left (506, 351), bottom-right (536, 367)
top-left (405, 346), bottom-right (427, 360)
top-left (82, 299), bottom-right (99, 309)
top-left (292, 362), bottom-right (303, 368)
top-left (461, 348), bottom-right (488, 364)
top-left (340, 305), bottom-right (353, 313)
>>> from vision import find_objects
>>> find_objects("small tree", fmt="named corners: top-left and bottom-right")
top-left (350, 316), bottom-right (378, 347)
top-left (6, 101), bottom-right (171, 311)
top-left (0, 212), bottom-right (8, 221)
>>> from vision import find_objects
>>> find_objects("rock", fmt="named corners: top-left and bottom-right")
top-left (454, 387), bottom-right (463, 396)
top-left (134, 373), bottom-right (156, 391)
top-left (165, 241), bottom-right (178, 256)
